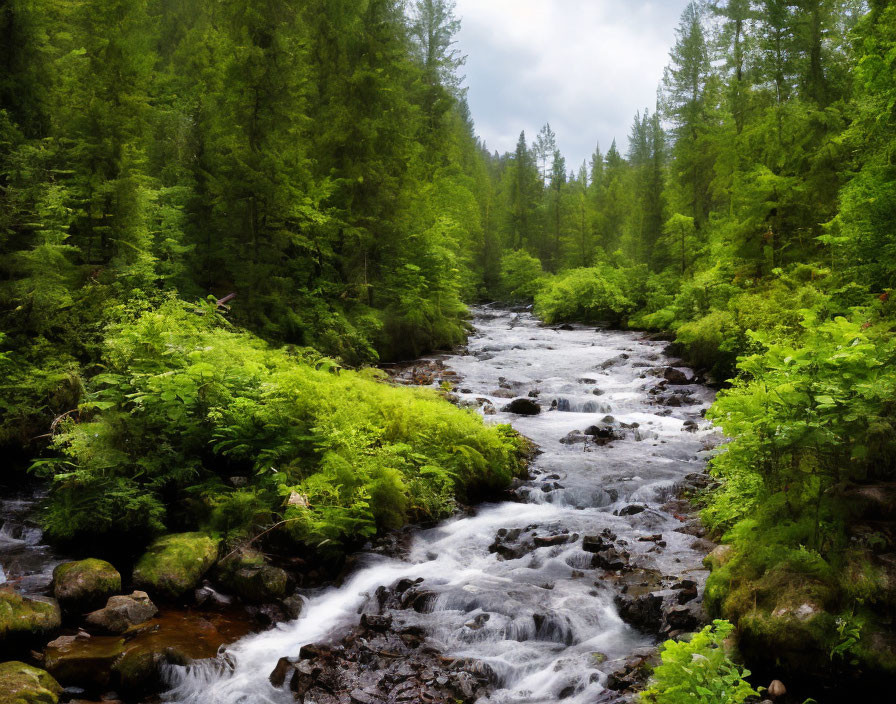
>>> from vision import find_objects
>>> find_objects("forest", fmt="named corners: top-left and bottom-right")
top-left (1, 0), bottom-right (895, 702)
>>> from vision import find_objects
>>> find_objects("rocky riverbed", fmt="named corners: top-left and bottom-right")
top-left (159, 306), bottom-right (720, 704)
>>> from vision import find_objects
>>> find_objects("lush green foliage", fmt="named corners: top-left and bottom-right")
top-left (498, 250), bottom-right (545, 302)
top-left (706, 310), bottom-right (896, 536)
top-left (533, 263), bottom-right (645, 324)
top-left (2, 0), bottom-right (896, 690)
top-left (32, 299), bottom-right (524, 550)
top-left (640, 620), bottom-right (758, 704)
top-left (0, 0), bottom-right (490, 447)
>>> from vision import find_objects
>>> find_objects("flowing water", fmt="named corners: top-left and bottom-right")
top-left (163, 307), bottom-right (718, 704)
top-left (0, 488), bottom-right (63, 595)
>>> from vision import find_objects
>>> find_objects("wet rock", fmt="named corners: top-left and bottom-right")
top-left (592, 548), bottom-right (628, 571)
top-left (689, 538), bottom-right (716, 553)
top-left (615, 504), bottom-right (647, 516)
top-left (360, 613), bottom-right (392, 632)
top-left (703, 544), bottom-right (733, 570)
top-left (272, 615), bottom-right (491, 704)
top-left (84, 592), bottom-right (158, 634)
top-left (578, 378), bottom-right (597, 384)
top-left (599, 355), bottom-right (629, 370)
top-left (44, 633), bottom-right (125, 689)
top-left (583, 425), bottom-right (619, 444)
top-left (682, 420), bottom-right (698, 433)
top-left (674, 520), bottom-right (706, 538)
top-left (560, 430), bottom-right (586, 445)
top-left (0, 661), bottom-right (62, 704)
top-left (662, 367), bottom-right (691, 385)
top-left (213, 548), bottom-right (291, 604)
top-left (132, 532), bottom-right (220, 600)
top-left (604, 648), bottom-right (659, 693)
top-left (502, 398), bottom-right (541, 415)
top-left (664, 603), bottom-right (702, 632)
top-left (0, 590), bottom-right (61, 650)
top-left (637, 534), bottom-right (663, 543)
top-left (582, 530), bottom-right (616, 553)
top-left (488, 529), bottom-right (531, 561)
top-left (283, 595), bottom-right (305, 620)
top-left (111, 641), bottom-right (191, 694)
top-left (246, 602), bottom-right (289, 628)
top-left (534, 534), bottom-right (571, 548)
top-left (490, 389), bottom-right (515, 399)
top-left (194, 581), bottom-right (232, 608)
top-left (269, 656), bottom-right (295, 687)
top-left (52, 559), bottom-right (121, 614)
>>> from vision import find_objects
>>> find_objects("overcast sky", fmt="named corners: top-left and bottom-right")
top-left (453, 0), bottom-right (692, 171)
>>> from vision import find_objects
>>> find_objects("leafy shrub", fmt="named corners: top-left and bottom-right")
top-left (33, 297), bottom-right (525, 551)
top-left (534, 265), bottom-right (636, 324)
top-left (640, 620), bottom-right (758, 704)
top-left (498, 250), bottom-right (545, 301)
top-left (706, 311), bottom-right (896, 534)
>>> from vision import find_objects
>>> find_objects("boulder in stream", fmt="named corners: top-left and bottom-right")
top-left (502, 398), bottom-right (541, 415)
top-left (213, 547), bottom-right (291, 604)
top-left (0, 589), bottom-right (61, 650)
top-left (52, 559), bottom-right (121, 614)
top-left (84, 591), bottom-right (158, 634)
top-left (560, 430), bottom-right (586, 445)
top-left (662, 367), bottom-right (691, 385)
top-left (133, 532), bottom-right (220, 600)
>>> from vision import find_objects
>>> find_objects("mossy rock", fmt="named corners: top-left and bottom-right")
top-left (214, 548), bottom-right (290, 603)
top-left (132, 533), bottom-right (220, 600)
top-left (703, 567), bottom-right (730, 617)
top-left (112, 641), bottom-right (190, 693)
top-left (737, 603), bottom-right (834, 672)
top-left (52, 559), bottom-right (121, 613)
top-left (702, 544), bottom-right (733, 571)
top-left (853, 624), bottom-right (896, 674)
top-left (0, 661), bottom-right (62, 704)
top-left (0, 591), bottom-right (61, 649)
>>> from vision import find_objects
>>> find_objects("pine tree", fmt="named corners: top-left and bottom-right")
top-left (663, 1), bottom-right (714, 228)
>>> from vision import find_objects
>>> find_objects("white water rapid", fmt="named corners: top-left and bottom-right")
top-left (162, 307), bottom-right (718, 704)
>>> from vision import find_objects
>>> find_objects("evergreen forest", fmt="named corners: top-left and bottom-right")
top-left (1, 0), bottom-right (896, 702)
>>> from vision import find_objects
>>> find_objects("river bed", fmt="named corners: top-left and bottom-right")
top-left (161, 307), bottom-right (719, 704)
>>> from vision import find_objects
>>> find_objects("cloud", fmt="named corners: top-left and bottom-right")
top-left (453, 0), bottom-right (691, 170)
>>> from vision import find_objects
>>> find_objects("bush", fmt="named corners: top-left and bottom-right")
top-left (706, 310), bottom-right (896, 535)
top-left (640, 620), bottom-right (758, 704)
top-left (534, 265), bottom-right (636, 324)
top-left (33, 297), bottom-right (526, 552)
top-left (498, 250), bottom-right (545, 301)
top-left (34, 299), bottom-right (520, 546)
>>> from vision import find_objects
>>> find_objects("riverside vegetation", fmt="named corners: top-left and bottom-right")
top-left (1, 0), bottom-right (895, 702)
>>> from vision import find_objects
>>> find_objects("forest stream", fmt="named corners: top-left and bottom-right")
top-left (157, 306), bottom-right (719, 704)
